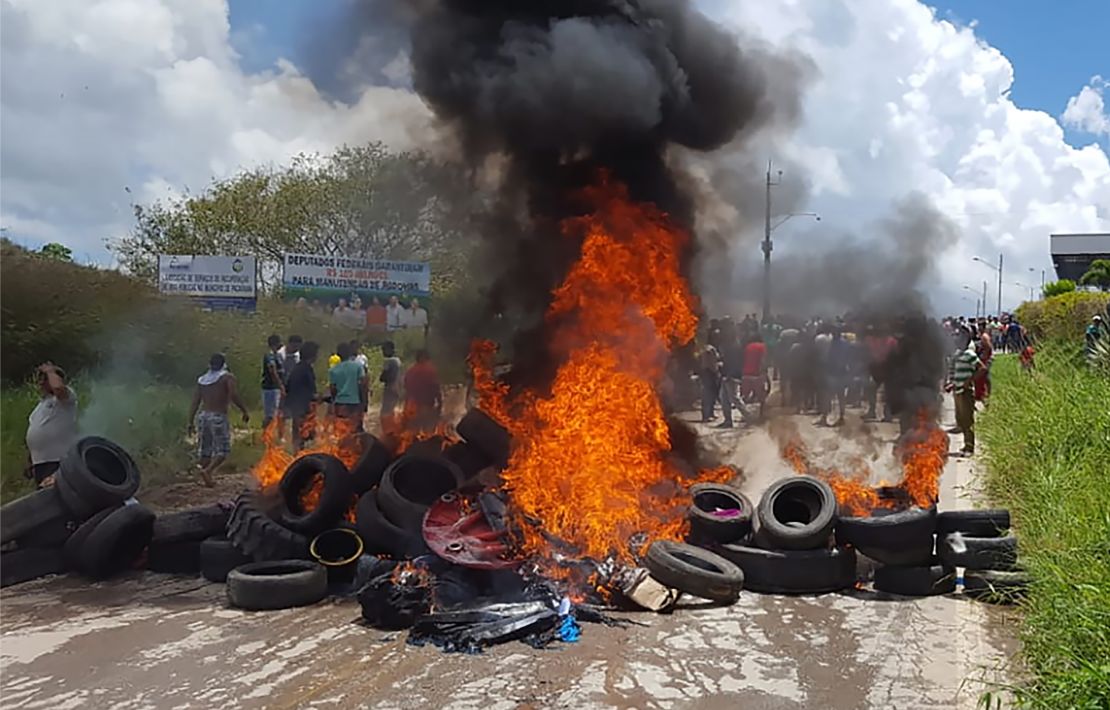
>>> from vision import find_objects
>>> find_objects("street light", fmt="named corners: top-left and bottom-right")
top-left (1029, 267), bottom-right (1045, 291)
top-left (962, 285), bottom-right (981, 319)
top-left (972, 254), bottom-right (1004, 316)
top-left (1014, 281), bottom-right (1036, 301)
top-left (762, 161), bottom-right (820, 322)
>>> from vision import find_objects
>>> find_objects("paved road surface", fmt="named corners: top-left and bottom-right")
top-left (0, 411), bottom-right (1019, 709)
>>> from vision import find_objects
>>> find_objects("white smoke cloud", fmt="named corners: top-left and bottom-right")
top-left (1063, 75), bottom-right (1110, 137)
top-left (0, 0), bottom-right (431, 251)
top-left (705, 0), bottom-right (1110, 314)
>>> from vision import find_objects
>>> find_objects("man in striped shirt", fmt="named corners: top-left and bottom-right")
top-left (946, 343), bottom-right (982, 456)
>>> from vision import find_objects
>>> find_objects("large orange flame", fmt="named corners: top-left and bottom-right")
top-left (774, 408), bottom-right (945, 515)
top-left (898, 412), bottom-right (947, 508)
top-left (251, 412), bottom-right (362, 518)
top-left (777, 438), bottom-right (879, 516)
top-left (472, 177), bottom-right (729, 561)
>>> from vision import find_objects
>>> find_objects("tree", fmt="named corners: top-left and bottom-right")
top-left (1042, 279), bottom-right (1076, 298)
top-left (39, 242), bottom-right (72, 261)
top-left (1079, 259), bottom-right (1110, 291)
top-left (111, 143), bottom-right (484, 294)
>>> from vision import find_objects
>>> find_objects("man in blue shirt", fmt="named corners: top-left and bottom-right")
top-left (261, 334), bottom-right (285, 431)
top-left (329, 342), bottom-right (367, 432)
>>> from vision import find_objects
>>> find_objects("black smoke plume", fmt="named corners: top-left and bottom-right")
top-left (399, 0), bottom-right (806, 386)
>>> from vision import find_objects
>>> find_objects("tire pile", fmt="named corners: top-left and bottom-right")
top-left (1, 410), bottom-right (507, 613)
top-left (1, 437), bottom-right (153, 586)
top-left (4, 422), bottom-right (1026, 617)
top-left (642, 476), bottom-right (1026, 604)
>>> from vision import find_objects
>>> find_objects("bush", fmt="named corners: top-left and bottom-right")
top-left (979, 346), bottom-right (1110, 708)
top-left (1041, 279), bottom-right (1076, 298)
top-left (1015, 291), bottom-right (1110, 342)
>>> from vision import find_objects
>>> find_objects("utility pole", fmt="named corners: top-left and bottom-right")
top-left (761, 162), bottom-right (819, 323)
top-left (997, 253), bottom-right (1004, 316)
top-left (762, 162), bottom-right (774, 323)
top-left (982, 281), bottom-right (988, 317)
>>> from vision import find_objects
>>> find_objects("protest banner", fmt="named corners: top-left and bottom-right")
top-left (157, 255), bottom-right (257, 311)
top-left (281, 253), bottom-right (433, 331)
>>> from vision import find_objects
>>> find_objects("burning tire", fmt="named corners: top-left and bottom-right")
top-left (687, 483), bottom-right (753, 545)
top-left (378, 455), bottom-right (464, 531)
top-left (226, 492), bottom-right (310, 562)
top-left (0, 488), bottom-right (72, 544)
top-left (455, 408), bottom-right (511, 467)
top-left (56, 437), bottom-right (141, 513)
top-left (68, 504), bottom-right (155, 580)
top-left (200, 536), bottom-right (252, 583)
top-left (963, 569), bottom-right (1029, 603)
top-left (938, 533), bottom-right (1018, 571)
top-left (0, 547), bottom-right (67, 588)
top-left (355, 488), bottom-right (427, 559)
top-left (717, 543), bottom-right (857, 595)
top-left (226, 560), bottom-right (327, 611)
top-left (835, 506), bottom-right (936, 567)
top-left (644, 540), bottom-right (744, 604)
top-left (936, 509), bottom-right (1010, 537)
top-left (152, 504), bottom-right (231, 546)
top-left (348, 434), bottom-right (394, 494)
top-left (443, 441), bottom-right (494, 480)
top-left (755, 476), bottom-right (838, 551)
top-left (279, 454), bottom-right (354, 536)
top-left (873, 560), bottom-right (956, 596)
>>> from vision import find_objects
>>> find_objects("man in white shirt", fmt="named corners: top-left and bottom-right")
top-left (278, 335), bottom-right (302, 371)
top-left (406, 298), bottom-right (429, 337)
top-left (386, 295), bottom-right (405, 331)
top-left (25, 363), bottom-right (79, 489)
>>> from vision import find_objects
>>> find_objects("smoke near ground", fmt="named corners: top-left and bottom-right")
top-left (755, 192), bottom-right (961, 319)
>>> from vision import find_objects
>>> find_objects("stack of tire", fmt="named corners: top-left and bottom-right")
top-left (1, 437), bottom-right (149, 586)
top-left (218, 411), bottom-right (508, 610)
top-left (715, 476), bottom-right (857, 594)
top-left (355, 409), bottom-right (508, 560)
top-left (936, 509), bottom-right (1026, 603)
top-left (641, 481), bottom-right (750, 604)
top-left (837, 506), bottom-right (953, 597)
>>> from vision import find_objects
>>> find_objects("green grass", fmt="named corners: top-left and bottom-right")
top-left (1, 377), bottom-right (266, 503)
top-left (978, 345), bottom-right (1110, 709)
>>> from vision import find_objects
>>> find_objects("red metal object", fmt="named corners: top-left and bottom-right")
top-left (422, 492), bottom-right (521, 569)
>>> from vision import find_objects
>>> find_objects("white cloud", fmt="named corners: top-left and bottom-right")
top-left (1, 0), bottom-right (1107, 317)
top-left (707, 0), bottom-right (1110, 314)
top-left (0, 0), bottom-right (431, 255)
top-left (1062, 75), bottom-right (1110, 137)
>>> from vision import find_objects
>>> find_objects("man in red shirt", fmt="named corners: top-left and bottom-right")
top-left (740, 333), bottom-right (770, 420)
top-left (403, 350), bottom-right (442, 432)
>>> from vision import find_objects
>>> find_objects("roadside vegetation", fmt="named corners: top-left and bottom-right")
top-left (1015, 291), bottom-right (1109, 341)
top-left (978, 344), bottom-right (1110, 708)
top-left (0, 241), bottom-right (409, 502)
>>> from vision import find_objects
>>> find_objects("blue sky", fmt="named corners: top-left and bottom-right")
top-left (227, 0), bottom-right (1109, 147)
top-left (937, 0), bottom-right (1109, 146)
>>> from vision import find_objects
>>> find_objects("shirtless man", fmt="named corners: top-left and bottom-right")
top-left (187, 353), bottom-right (249, 486)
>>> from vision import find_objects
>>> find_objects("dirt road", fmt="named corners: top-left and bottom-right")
top-left (0, 412), bottom-right (1019, 709)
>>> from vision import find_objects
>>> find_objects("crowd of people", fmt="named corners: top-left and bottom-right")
top-left (21, 303), bottom-right (1105, 492)
top-left (699, 314), bottom-right (917, 431)
top-left (186, 334), bottom-right (443, 486)
top-left (694, 309), bottom-right (1054, 457)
